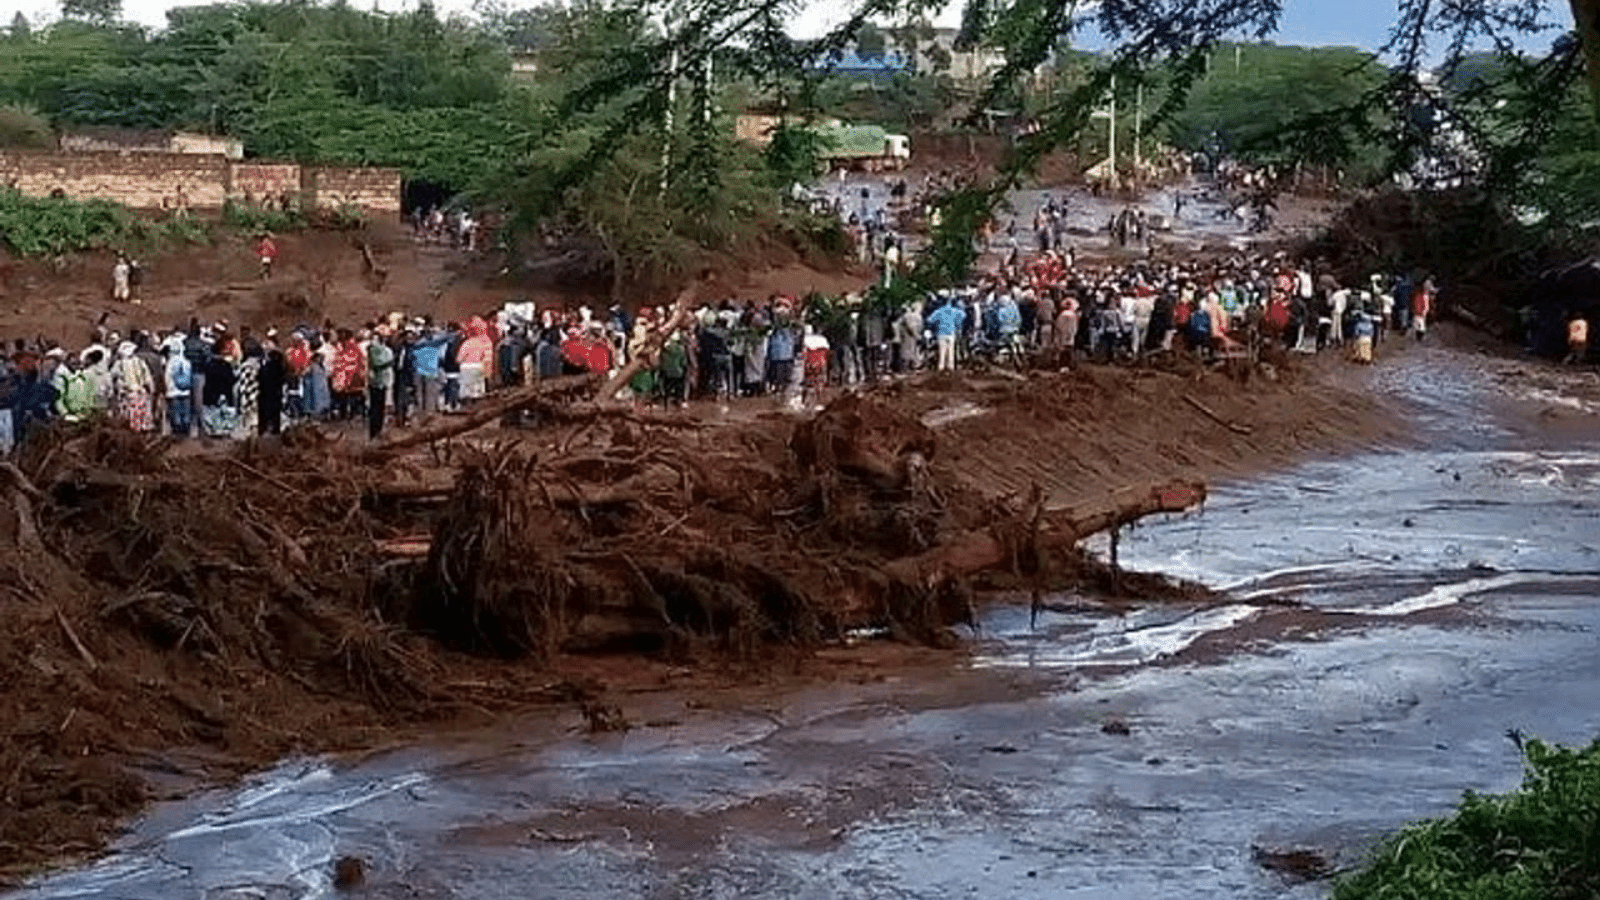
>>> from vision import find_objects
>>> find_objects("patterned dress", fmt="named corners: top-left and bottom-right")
top-left (236, 358), bottom-right (260, 435)
top-left (112, 351), bottom-right (155, 432)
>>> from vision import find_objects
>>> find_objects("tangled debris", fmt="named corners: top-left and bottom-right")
top-left (0, 365), bottom-right (1242, 882)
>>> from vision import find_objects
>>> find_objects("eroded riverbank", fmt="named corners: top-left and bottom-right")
top-left (9, 342), bottom-right (1599, 900)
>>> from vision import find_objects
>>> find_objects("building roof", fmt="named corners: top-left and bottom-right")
top-left (817, 50), bottom-right (909, 75)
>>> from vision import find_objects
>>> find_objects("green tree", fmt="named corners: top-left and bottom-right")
top-left (8, 12), bottom-right (30, 41)
top-left (1163, 43), bottom-right (1388, 174)
top-left (59, 0), bottom-right (120, 25)
top-left (855, 22), bottom-right (887, 60)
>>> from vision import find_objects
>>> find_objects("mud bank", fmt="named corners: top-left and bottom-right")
top-left (0, 353), bottom-right (1399, 883)
top-left (10, 349), bottom-right (1599, 900)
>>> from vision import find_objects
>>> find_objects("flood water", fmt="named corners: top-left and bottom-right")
top-left (11, 348), bottom-right (1600, 900)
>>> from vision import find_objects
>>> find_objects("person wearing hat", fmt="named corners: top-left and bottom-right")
top-left (111, 341), bottom-right (155, 432)
top-left (162, 336), bottom-right (193, 437)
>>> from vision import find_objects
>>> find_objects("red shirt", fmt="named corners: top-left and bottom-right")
top-left (1411, 290), bottom-right (1431, 317)
top-left (258, 238), bottom-right (278, 260)
top-left (583, 340), bottom-right (613, 374)
top-left (331, 340), bottom-right (365, 393)
top-left (285, 344), bottom-right (311, 377)
top-left (1265, 298), bottom-right (1290, 330)
top-left (560, 336), bottom-right (586, 369)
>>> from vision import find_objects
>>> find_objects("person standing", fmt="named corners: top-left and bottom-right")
top-left (200, 344), bottom-right (238, 438)
top-left (366, 327), bottom-right (395, 439)
top-left (1568, 313), bottom-right (1589, 364)
top-left (1411, 278), bottom-right (1432, 342)
top-left (895, 300), bottom-right (924, 372)
top-left (330, 329), bottom-right (366, 421)
top-left (410, 324), bottom-right (448, 416)
top-left (257, 233), bottom-right (279, 280)
top-left (110, 342), bottom-right (155, 432)
top-left (163, 338), bottom-right (193, 437)
top-left (112, 255), bottom-right (131, 303)
top-left (258, 348), bottom-right (287, 435)
top-left (927, 297), bottom-right (965, 371)
top-left (236, 347), bottom-right (261, 436)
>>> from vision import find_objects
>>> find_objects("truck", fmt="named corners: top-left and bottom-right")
top-left (815, 124), bottom-right (912, 173)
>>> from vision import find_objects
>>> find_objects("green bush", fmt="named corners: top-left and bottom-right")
top-left (1335, 735), bottom-right (1600, 900)
top-left (130, 213), bottom-right (211, 250)
top-left (0, 189), bottom-right (131, 255)
top-left (0, 104), bottom-right (54, 150)
top-left (222, 200), bottom-right (306, 235)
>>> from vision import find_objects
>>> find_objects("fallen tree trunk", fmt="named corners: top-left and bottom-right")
top-left (370, 465), bottom-right (680, 507)
top-left (597, 277), bottom-right (704, 402)
top-left (882, 481), bottom-right (1206, 587)
top-left (362, 373), bottom-right (601, 462)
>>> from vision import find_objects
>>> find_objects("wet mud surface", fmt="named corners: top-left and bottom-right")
top-left (10, 346), bottom-right (1600, 900)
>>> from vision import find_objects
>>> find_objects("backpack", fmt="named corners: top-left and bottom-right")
top-left (170, 359), bottom-right (193, 393)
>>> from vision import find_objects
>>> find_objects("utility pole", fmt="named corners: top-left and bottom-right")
top-left (1107, 74), bottom-right (1116, 184)
top-left (702, 53), bottom-right (713, 126)
top-left (1134, 82), bottom-right (1143, 175)
top-left (661, 37), bottom-right (677, 196)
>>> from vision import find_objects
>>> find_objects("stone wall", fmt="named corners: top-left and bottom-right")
top-left (230, 162), bottom-right (302, 205)
top-left (301, 166), bottom-right (403, 213)
top-left (0, 152), bottom-right (229, 209)
top-left (0, 153), bottom-right (403, 213)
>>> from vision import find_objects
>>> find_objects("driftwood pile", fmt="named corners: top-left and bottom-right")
top-left (0, 363), bottom-right (1204, 879)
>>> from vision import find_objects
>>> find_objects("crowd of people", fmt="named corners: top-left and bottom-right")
top-left (0, 249), bottom-right (1459, 454)
top-left (23, 236), bottom-right (1600, 456)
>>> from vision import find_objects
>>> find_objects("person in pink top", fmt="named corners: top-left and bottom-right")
top-left (456, 316), bottom-right (494, 401)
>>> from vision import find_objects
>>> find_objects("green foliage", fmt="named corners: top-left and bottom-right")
top-left (764, 122), bottom-right (831, 186)
top-left (1335, 736), bottom-right (1600, 900)
top-left (60, 0), bottom-right (120, 25)
top-left (0, 1), bottom-right (517, 189)
top-left (855, 23), bottom-right (887, 60)
top-left (1163, 43), bottom-right (1389, 173)
top-left (0, 104), bottom-right (52, 148)
top-left (221, 200), bottom-right (305, 235)
top-left (0, 189), bottom-right (131, 256)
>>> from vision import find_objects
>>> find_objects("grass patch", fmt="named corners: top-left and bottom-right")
top-left (1335, 734), bottom-right (1600, 900)
top-left (0, 190), bottom-right (365, 258)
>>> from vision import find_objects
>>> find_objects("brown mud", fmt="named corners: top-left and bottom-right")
top-left (0, 219), bottom-right (875, 346)
top-left (0, 348), bottom-right (1399, 886)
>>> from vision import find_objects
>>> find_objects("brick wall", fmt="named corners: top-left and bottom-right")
top-left (0, 153), bottom-right (403, 213)
top-left (302, 166), bottom-right (403, 214)
top-left (0, 152), bottom-right (229, 209)
top-left (230, 162), bottom-right (302, 205)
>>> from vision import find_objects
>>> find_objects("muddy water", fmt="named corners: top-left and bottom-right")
top-left (13, 351), bottom-right (1600, 900)
top-left (816, 172), bottom-right (1314, 257)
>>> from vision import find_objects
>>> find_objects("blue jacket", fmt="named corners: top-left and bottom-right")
top-left (767, 326), bottom-right (796, 362)
top-left (411, 334), bottom-right (451, 379)
top-left (996, 299), bottom-right (1022, 336)
top-left (927, 303), bottom-right (965, 338)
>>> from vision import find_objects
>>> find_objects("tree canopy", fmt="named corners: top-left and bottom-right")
top-left (1, 0), bottom-right (1597, 284)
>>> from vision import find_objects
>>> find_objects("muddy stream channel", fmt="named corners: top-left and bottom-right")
top-left (13, 348), bottom-right (1600, 900)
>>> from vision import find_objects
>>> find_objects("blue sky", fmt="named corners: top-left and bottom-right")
top-left (13, 0), bottom-right (1576, 52)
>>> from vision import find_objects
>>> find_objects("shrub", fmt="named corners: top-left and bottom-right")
top-left (1335, 735), bottom-right (1600, 900)
top-left (0, 190), bottom-right (131, 256)
top-left (0, 104), bottom-right (53, 150)
top-left (222, 200), bottom-right (306, 235)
